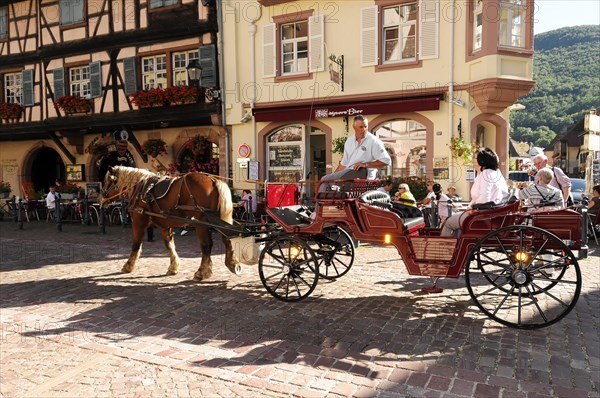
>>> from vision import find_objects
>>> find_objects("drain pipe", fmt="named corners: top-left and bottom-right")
top-left (217, 0), bottom-right (230, 179)
top-left (248, 7), bottom-right (262, 161)
top-left (448, 0), bottom-right (455, 182)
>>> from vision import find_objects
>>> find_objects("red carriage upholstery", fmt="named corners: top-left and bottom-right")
top-left (460, 200), bottom-right (521, 237)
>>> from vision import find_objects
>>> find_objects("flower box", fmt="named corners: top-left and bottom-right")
top-left (0, 102), bottom-right (24, 121)
top-left (54, 96), bottom-right (94, 115)
top-left (129, 88), bottom-right (170, 108)
top-left (142, 138), bottom-right (168, 158)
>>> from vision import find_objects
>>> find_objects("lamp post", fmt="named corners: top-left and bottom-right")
top-left (186, 60), bottom-right (205, 102)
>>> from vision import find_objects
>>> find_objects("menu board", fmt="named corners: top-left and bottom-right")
top-left (269, 145), bottom-right (302, 168)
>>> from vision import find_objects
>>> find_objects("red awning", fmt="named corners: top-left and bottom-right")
top-left (252, 95), bottom-right (441, 123)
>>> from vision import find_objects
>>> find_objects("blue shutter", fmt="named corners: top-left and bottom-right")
top-left (73, 0), bottom-right (84, 23)
top-left (60, 0), bottom-right (84, 25)
top-left (199, 44), bottom-right (217, 87)
top-left (22, 69), bottom-right (34, 106)
top-left (0, 8), bottom-right (7, 39)
top-left (123, 57), bottom-right (138, 95)
top-left (53, 68), bottom-right (65, 100)
top-left (89, 61), bottom-right (102, 98)
top-left (149, 0), bottom-right (162, 9)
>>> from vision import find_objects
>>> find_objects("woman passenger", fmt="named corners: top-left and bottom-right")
top-left (441, 147), bottom-right (508, 236)
top-left (394, 183), bottom-right (417, 207)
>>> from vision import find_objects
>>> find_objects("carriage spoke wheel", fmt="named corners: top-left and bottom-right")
top-left (466, 225), bottom-right (581, 329)
top-left (258, 236), bottom-right (319, 302)
top-left (311, 226), bottom-right (355, 280)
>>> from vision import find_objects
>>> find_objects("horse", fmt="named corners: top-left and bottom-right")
top-left (100, 166), bottom-right (241, 281)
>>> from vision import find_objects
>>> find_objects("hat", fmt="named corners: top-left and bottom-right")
top-left (432, 183), bottom-right (442, 194)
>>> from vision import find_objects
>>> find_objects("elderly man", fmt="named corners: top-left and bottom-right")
top-left (322, 115), bottom-right (391, 183)
top-left (532, 154), bottom-right (572, 206)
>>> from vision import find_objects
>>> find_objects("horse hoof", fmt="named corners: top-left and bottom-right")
top-left (192, 275), bottom-right (203, 282)
top-left (121, 266), bottom-right (133, 273)
top-left (166, 270), bottom-right (178, 276)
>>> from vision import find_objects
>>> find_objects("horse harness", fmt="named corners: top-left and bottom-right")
top-left (130, 173), bottom-right (220, 219)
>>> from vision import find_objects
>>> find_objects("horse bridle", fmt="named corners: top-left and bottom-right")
top-left (100, 173), bottom-right (125, 206)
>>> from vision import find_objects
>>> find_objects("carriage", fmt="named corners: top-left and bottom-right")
top-left (102, 167), bottom-right (589, 330)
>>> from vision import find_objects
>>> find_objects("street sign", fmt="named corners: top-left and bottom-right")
top-left (238, 143), bottom-right (250, 158)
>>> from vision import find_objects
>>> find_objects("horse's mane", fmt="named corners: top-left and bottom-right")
top-left (113, 166), bottom-right (158, 199)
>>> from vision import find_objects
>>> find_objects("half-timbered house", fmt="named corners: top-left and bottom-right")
top-left (0, 0), bottom-right (223, 198)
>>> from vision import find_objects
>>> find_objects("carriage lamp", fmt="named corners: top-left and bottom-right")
top-left (289, 245), bottom-right (301, 259)
top-left (513, 250), bottom-right (531, 264)
top-left (384, 233), bottom-right (392, 244)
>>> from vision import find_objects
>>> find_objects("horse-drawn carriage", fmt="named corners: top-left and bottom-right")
top-left (102, 166), bottom-right (589, 330)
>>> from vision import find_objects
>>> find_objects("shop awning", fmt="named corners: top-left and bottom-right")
top-left (252, 95), bottom-right (442, 123)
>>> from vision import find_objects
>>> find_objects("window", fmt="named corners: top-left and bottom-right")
top-left (499, 0), bottom-right (526, 47)
top-left (0, 7), bottom-right (7, 40)
top-left (172, 50), bottom-right (199, 86)
top-left (382, 3), bottom-right (417, 63)
top-left (69, 66), bottom-right (90, 97)
top-left (374, 119), bottom-right (427, 178)
top-left (267, 125), bottom-right (304, 182)
top-left (142, 55), bottom-right (167, 89)
top-left (473, 0), bottom-right (483, 51)
top-left (59, 0), bottom-right (84, 26)
top-left (4, 73), bottom-right (22, 104)
top-left (263, 13), bottom-right (324, 78)
top-left (281, 21), bottom-right (308, 75)
top-left (149, 0), bottom-right (178, 9)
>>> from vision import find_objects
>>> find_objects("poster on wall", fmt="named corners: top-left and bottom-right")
top-left (269, 145), bottom-right (301, 167)
top-left (66, 164), bottom-right (85, 182)
top-left (433, 168), bottom-right (449, 180)
top-left (248, 161), bottom-right (259, 181)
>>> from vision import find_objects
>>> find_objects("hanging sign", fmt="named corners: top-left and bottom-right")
top-left (238, 143), bottom-right (251, 158)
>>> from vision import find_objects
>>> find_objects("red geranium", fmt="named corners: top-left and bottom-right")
top-left (54, 96), bottom-right (93, 114)
top-left (129, 88), bottom-right (170, 108)
top-left (0, 102), bottom-right (24, 118)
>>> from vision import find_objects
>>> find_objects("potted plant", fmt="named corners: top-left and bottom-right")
top-left (168, 135), bottom-right (219, 175)
top-left (85, 137), bottom-right (109, 157)
top-left (142, 138), bottom-right (168, 158)
top-left (54, 96), bottom-right (93, 115)
top-left (57, 182), bottom-right (80, 199)
top-left (129, 88), bottom-right (170, 108)
top-left (167, 85), bottom-right (199, 105)
top-left (0, 102), bottom-right (24, 121)
top-left (449, 135), bottom-right (478, 162)
top-left (0, 181), bottom-right (11, 199)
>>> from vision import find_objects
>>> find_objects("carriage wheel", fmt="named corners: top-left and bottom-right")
top-left (465, 225), bottom-right (581, 329)
top-left (311, 226), bottom-right (355, 280)
top-left (258, 236), bottom-right (319, 302)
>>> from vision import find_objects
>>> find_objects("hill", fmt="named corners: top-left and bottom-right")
top-left (510, 25), bottom-right (600, 148)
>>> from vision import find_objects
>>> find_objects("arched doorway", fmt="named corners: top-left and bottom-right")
top-left (31, 147), bottom-right (65, 192)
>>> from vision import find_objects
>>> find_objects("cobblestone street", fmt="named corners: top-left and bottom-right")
top-left (1, 221), bottom-right (599, 397)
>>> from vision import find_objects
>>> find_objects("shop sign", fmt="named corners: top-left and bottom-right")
top-left (314, 107), bottom-right (364, 119)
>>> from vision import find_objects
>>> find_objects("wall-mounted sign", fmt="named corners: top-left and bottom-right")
top-left (466, 168), bottom-right (475, 182)
top-left (248, 161), bottom-right (259, 180)
top-left (66, 164), bottom-right (85, 182)
top-left (238, 143), bottom-right (251, 158)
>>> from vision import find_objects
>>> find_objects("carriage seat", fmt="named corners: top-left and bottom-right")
top-left (267, 206), bottom-right (311, 227)
top-left (461, 198), bottom-right (520, 236)
top-left (359, 190), bottom-right (424, 234)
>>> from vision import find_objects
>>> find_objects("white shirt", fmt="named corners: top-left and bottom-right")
top-left (341, 132), bottom-right (391, 180)
top-left (469, 168), bottom-right (508, 207)
top-left (46, 191), bottom-right (61, 209)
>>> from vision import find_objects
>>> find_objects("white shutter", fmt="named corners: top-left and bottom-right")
top-left (360, 6), bottom-right (378, 67)
top-left (262, 23), bottom-right (276, 78)
top-left (419, 0), bottom-right (439, 60)
top-left (308, 15), bottom-right (325, 72)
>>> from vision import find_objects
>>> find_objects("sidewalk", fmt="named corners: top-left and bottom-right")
top-left (1, 220), bottom-right (599, 397)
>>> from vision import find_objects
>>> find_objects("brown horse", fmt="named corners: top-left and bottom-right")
top-left (101, 166), bottom-right (241, 281)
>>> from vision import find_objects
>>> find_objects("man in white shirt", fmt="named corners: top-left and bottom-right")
top-left (320, 115), bottom-right (391, 187)
top-left (46, 186), bottom-right (61, 209)
top-left (377, 180), bottom-right (393, 194)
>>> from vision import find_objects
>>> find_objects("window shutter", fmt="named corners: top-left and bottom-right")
top-left (0, 7), bottom-right (7, 39)
top-left (59, 0), bottom-right (70, 24)
top-left (262, 23), bottom-right (276, 78)
top-left (89, 61), bottom-right (102, 98)
top-left (419, 0), bottom-right (439, 60)
top-left (73, 0), bottom-right (84, 24)
top-left (53, 68), bottom-right (65, 100)
top-left (360, 6), bottom-right (378, 66)
top-left (199, 44), bottom-right (217, 87)
top-left (308, 15), bottom-right (325, 72)
top-left (149, 0), bottom-right (162, 9)
top-left (123, 57), bottom-right (138, 95)
top-left (22, 69), bottom-right (34, 106)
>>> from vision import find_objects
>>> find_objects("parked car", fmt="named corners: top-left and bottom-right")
top-left (508, 171), bottom-right (534, 183)
top-left (570, 178), bottom-right (587, 203)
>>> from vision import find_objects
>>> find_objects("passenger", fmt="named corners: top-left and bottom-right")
top-left (394, 183), bottom-right (417, 207)
top-left (588, 185), bottom-right (600, 219)
top-left (519, 167), bottom-right (564, 211)
top-left (441, 147), bottom-right (508, 237)
top-left (432, 183), bottom-right (451, 224)
top-left (419, 180), bottom-right (436, 226)
top-left (377, 180), bottom-right (393, 195)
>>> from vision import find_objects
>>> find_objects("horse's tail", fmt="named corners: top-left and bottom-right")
top-left (214, 179), bottom-right (234, 224)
